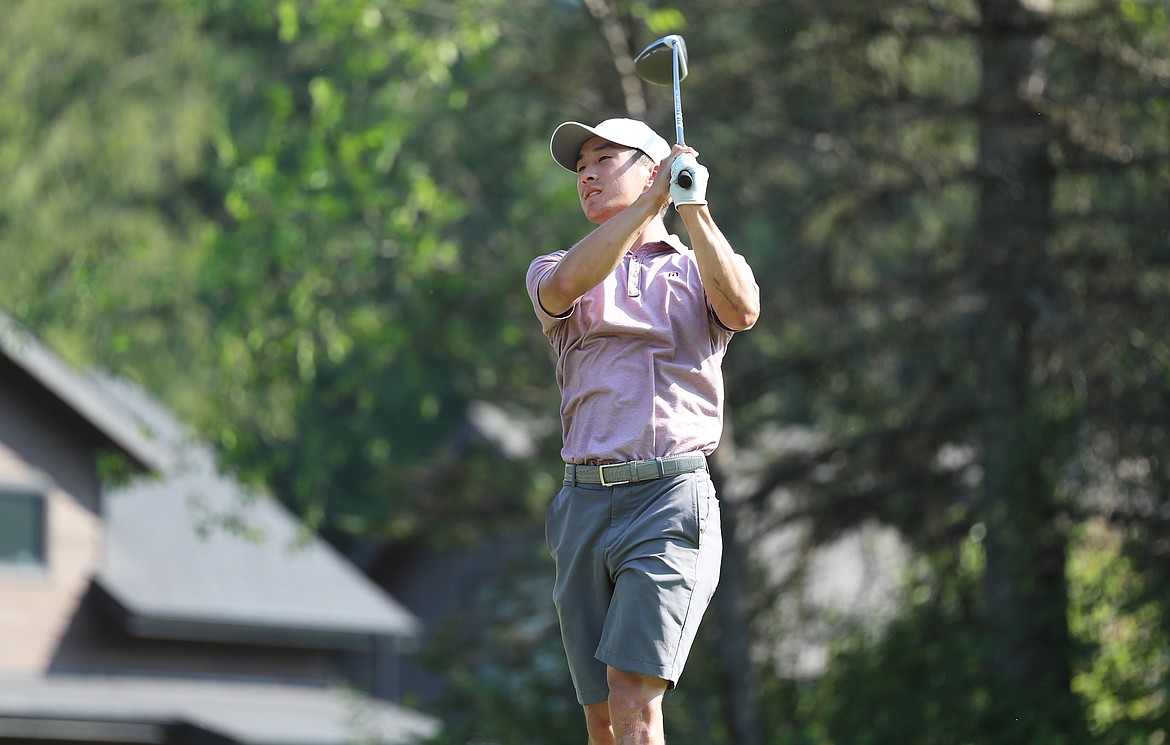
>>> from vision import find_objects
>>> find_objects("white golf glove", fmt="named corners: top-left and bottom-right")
top-left (670, 154), bottom-right (709, 208)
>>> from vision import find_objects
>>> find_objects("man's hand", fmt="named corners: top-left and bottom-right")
top-left (670, 154), bottom-right (708, 207)
top-left (668, 149), bottom-right (760, 331)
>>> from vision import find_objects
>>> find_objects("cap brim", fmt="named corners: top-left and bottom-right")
top-left (550, 121), bottom-right (597, 173)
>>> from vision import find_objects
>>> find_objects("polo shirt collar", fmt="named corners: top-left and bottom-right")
top-left (634, 234), bottom-right (688, 257)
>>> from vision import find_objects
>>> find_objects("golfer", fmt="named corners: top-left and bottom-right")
top-left (526, 117), bottom-right (759, 745)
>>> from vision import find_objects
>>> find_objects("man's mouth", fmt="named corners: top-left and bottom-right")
top-left (583, 187), bottom-right (602, 201)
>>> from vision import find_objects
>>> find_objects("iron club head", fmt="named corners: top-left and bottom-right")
top-left (634, 35), bottom-right (688, 86)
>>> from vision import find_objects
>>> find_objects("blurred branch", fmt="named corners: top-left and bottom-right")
top-left (582, 0), bottom-right (646, 119)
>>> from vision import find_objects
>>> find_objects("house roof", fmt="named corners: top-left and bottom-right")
top-left (91, 376), bottom-right (420, 647)
top-left (0, 675), bottom-right (438, 745)
top-left (0, 310), bottom-right (172, 473)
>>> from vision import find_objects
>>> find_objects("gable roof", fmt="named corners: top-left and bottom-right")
top-left (0, 310), bottom-right (172, 474)
top-left (91, 376), bottom-right (420, 646)
top-left (0, 675), bottom-right (438, 745)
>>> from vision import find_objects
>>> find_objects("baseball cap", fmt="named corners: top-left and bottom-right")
top-left (550, 118), bottom-right (670, 172)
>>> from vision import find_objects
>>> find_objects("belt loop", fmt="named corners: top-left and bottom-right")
top-left (566, 464), bottom-right (576, 485)
top-left (655, 456), bottom-right (665, 479)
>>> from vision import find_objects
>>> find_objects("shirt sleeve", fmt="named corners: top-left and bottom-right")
top-left (526, 251), bottom-right (573, 336)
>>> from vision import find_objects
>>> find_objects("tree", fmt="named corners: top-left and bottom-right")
top-left (182, 0), bottom-right (527, 538)
top-left (701, 0), bottom-right (1170, 741)
top-left (4, 0), bottom-right (1169, 742)
top-left (0, 0), bottom-right (217, 391)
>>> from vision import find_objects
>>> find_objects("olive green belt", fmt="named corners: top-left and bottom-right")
top-left (563, 452), bottom-right (707, 487)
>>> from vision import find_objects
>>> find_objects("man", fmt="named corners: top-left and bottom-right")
top-left (526, 117), bottom-right (759, 745)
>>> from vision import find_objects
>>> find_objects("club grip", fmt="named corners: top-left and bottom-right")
top-left (677, 169), bottom-right (693, 189)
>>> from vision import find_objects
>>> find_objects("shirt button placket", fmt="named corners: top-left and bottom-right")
top-left (627, 257), bottom-right (641, 298)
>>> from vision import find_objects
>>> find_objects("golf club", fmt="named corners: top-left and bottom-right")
top-left (634, 35), bottom-right (693, 189)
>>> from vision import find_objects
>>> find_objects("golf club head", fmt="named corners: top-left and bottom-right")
top-left (634, 35), bottom-right (688, 86)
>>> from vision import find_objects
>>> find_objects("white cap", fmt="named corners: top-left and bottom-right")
top-left (550, 118), bottom-right (670, 172)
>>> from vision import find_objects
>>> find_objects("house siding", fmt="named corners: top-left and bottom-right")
top-left (0, 358), bottom-right (106, 515)
top-left (0, 446), bottom-right (103, 674)
top-left (49, 594), bottom-right (339, 684)
top-left (0, 314), bottom-right (437, 742)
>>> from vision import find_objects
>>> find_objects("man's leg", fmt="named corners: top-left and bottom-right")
top-left (584, 701), bottom-right (615, 745)
top-left (581, 668), bottom-right (668, 745)
top-left (607, 667), bottom-right (668, 745)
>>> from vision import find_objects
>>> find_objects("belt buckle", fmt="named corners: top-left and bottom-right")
top-left (598, 462), bottom-right (631, 487)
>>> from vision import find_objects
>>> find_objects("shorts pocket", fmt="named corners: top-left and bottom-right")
top-left (545, 485), bottom-right (568, 558)
top-left (695, 472), bottom-right (717, 543)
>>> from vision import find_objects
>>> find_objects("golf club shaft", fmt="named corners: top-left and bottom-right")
top-left (672, 45), bottom-right (693, 189)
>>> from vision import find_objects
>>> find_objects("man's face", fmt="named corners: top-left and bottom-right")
top-left (574, 136), bottom-right (656, 224)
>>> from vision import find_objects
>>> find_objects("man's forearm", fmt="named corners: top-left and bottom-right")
top-left (678, 204), bottom-right (760, 331)
top-left (539, 190), bottom-right (669, 316)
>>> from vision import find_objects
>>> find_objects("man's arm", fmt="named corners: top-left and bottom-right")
top-left (678, 204), bottom-right (760, 331)
top-left (538, 166), bottom-right (672, 316)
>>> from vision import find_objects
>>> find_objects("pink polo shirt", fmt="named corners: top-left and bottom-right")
top-left (526, 235), bottom-right (737, 465)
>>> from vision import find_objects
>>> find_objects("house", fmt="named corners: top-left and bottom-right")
top-left (0, 310), bottom-right (438, 744)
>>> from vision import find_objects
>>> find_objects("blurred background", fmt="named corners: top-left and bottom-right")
top-left (1, 0), bottom-right (1169, 743)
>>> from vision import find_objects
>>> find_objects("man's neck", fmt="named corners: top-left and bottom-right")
top-left (633, 218), bottom-right (670, 250)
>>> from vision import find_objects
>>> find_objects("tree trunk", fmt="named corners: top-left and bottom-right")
top-left (974, 1), bottom-right (1083, 740)
top-left (709, 464), bottom-right (761, 745)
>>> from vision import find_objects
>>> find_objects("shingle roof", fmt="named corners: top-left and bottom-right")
top-left (0, 310), bottom-right (172, 473)
top-left (0, 675), bottom-right (438, 745)
top-left (92, 376), bottom-right (420, 646)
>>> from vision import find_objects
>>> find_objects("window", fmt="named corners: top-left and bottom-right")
top-left (0, 488), bottom-right (46, 568)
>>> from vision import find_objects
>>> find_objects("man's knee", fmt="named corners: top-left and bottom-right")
top-left (607, 668), bottom-right (667, 712)
top-left (584, 701), bottom-right (614, 744)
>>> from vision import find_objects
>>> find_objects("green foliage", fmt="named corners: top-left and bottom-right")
top-left (3, 0), bottom-right (1170, 742)
top-left (417, 541), bottom-right (583, 744)
top-left (1070, 522), bottom-right (1170, 743)
top-left (178, 0), bottom-right (564, 539)
top-left (797, 590), bottom-right (1000, 744)
top-left (0, 0), bottom-right (216, 383)
top-left (755, 519), bottom-right (1170, 745)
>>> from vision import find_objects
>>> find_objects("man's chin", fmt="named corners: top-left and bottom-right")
top-left (583, 203), bottom-right (615, 224)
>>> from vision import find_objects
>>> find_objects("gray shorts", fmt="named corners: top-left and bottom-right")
top-left (545, 467), bottom-right (722, 706)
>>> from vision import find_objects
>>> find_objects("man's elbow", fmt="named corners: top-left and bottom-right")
top-left (730, 309), bottom-right (760, 332)
top-left (539, 273), bottom-right (578, 318)
top-left (720, 300), bottom-right (760, 332)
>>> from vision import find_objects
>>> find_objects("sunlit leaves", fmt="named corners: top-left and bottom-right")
top-left (1069, 521), bottom-right (1170, 743)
